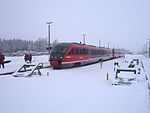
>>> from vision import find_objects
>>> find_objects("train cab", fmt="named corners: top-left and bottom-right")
top-left (50, 43), bottom-right (70, 68)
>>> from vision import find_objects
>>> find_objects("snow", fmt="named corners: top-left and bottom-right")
top-left (0, 55), bottom-right (49, 74)
top-left (0, 55), bottom-right (150, 113)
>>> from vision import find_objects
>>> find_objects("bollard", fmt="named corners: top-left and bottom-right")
top-left (106, 73), bottom-right (109, 80)
top-left (148, 83), bottom-right (150, 90)
top-left (47, 72), bottom-right (49, 76)
top-left (104, 73), bottom-right (109, 80)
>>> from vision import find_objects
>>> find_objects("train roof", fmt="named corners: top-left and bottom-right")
top-left (57, 42), bottom-right (97, 47)
top-left (56, 42), bottom-right (113, 50)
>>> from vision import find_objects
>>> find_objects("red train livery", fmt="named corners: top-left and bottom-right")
top-left (50, 43), bottom-right (123, 69)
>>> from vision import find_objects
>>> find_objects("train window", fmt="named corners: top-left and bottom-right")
top-left (92, 50), bottom-right (94, 55)
top-left (62, 47), bottom-right (68, 53)
top-left (85, 49), bottom-right (88, 54)
top-left (94, 50), bottom-right (97, 55)
top-left (96, 50), bottom-right (99, 55)
top-left (75, 48), bottom-right (79, 54)
top-left (93, 50), bottom-right (95, 55)
top-left (69, 48), bottom-right (80, 55)
top-left (100, 50), bottom-right (105, 55)
top-left (88, 49), bottom-right (92, 55)
top-left (51, 45), bottom-right (68, 54)
top-left (80, 48), bottom-right (84, 54)
top-left (69, 48), bottom-right (89, 55)
top-left (98, 50), bottom-right (100, 55)
top-left (106, 50), bottom-right (111, 54)
top-left (68, 49), bottom-right (73, 55)
top-left (79, 48), bottom-right (87, 54)
top-left (82, 48), bottom-right (85, 54)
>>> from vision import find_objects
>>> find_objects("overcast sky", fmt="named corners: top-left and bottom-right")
top-left (0, 0), bottom-right (150, 52)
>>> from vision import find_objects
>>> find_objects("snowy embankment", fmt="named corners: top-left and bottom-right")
top-left (0, 55), bottom-right (49, 74)
top-left (141, 56), bottom-right (150, 85)
top-left (0, 55), bottom-right (150, 113)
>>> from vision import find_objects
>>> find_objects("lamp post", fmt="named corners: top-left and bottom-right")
top-left (108, 42), bottom-right (110, 48)
top-left (82, 34), bottom-right (86, 44)
top-left (148, 39), bottom-right (150, 58)
top-left (46, 22), bottom-right (52, 55)
top-left (99, 39), bottom-right (101, 48)
top-left (113, 44), bottom-right (115, 49)
top-left (146, 42), bottom-right (147, 57)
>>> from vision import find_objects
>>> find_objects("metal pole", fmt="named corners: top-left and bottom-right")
top-left (82, 34), bottom-right (86, 44)
top-left (149, 39), bottom-right (150, 58)
top-left (46, 22), bottom-right (52, 55)
top-left (48, 24), bottom-right (50, 54)
top-left (146, 42), bottom-right (147, 57)
top-left (108, 42), bottom-right (110, 48)
top-left (99, 39), bottom-right (101, 48)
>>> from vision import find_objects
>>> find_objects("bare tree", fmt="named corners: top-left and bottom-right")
top-left (52, 39), bottom-right (59, 48)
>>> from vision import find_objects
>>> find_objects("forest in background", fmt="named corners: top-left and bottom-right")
top-left (0, 38), bottom-right (58, 55)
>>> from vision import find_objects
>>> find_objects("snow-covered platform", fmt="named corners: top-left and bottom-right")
top-left (0, 55), bottom-right (150, 113)
top-left (112, 57), bottom-right (144, 85)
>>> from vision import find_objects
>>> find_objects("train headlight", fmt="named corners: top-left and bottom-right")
top-left (60, 57), bottom-right (63, 59)
top-left (66, 56), bottom-right (71, 58)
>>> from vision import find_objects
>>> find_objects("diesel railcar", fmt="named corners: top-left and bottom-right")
top-left (50, 43), bottom-right (122, 69)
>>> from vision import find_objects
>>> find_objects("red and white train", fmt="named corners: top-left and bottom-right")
top-left (50, 43), bottom-right (123, 69)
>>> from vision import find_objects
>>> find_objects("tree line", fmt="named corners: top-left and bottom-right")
top-left (0, 38), bottom-right (58, 53)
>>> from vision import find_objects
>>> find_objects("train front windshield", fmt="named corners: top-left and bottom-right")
top-left (51, 44), bottom-right (69, 54)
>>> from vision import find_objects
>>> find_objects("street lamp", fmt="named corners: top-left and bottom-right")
top-left (82, 34), bottom-right (86, 44)
top-left (148, 39), bottom-right (150, 58)
top-left (146, 42), bottom-right (147, 57)
top-left (46, 22), bottom-right (52, 55)
top-left (108, 42), bottom-right (110, 48)
top-left (99, 39), bottom-right (101, 48)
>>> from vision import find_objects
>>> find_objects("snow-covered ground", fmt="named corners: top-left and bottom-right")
top-left (0, 55), bottom-right (150, 113)
top-left (0, 55), bottom-right (49, 74)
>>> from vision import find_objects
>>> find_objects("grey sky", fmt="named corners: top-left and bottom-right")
top-left (0, 0), bottom-right (150, 51)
